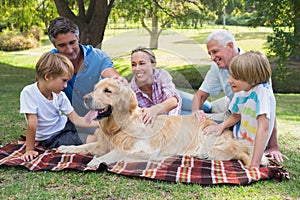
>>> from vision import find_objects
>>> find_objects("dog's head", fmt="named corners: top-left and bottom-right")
top-left (84, 78), bottom-right (138, 121)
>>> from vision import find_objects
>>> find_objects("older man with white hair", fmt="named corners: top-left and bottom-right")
top-left (192, 29), bottom-right (284, 164)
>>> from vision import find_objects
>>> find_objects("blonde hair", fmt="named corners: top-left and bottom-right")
top-left (35, 52), bottom-right (74, 80)
top-left (131, 46), bottom-right (156, 63)
top-left (229, 51), bottom-right (271, 85)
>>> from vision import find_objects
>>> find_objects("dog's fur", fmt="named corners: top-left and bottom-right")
top-left (58, 78), bottom-right (267, 168)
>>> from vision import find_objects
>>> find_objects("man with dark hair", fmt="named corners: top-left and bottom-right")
top-left (48, 17), bottom-right (125, 142)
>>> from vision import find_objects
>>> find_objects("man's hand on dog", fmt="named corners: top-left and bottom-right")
top-left (112, 76), bottom-right (128, 85)
top-left (193, 110), bottom-right (207, 122)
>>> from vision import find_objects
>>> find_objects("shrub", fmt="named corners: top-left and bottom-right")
top-left (0, 34), bottom-right (34, 51)
top-left (0, 28), bottom-right (41, 51)
top-left (26, 26), bottom-right (42, 41)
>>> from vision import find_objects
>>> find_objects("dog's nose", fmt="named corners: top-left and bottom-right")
top-left (84, 95), bottom-right (92, 105)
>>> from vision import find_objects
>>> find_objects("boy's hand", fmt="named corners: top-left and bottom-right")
top-left (203, 124), bottom-right (223, 136)
top-left (21, 150), bottom-right (39, 162)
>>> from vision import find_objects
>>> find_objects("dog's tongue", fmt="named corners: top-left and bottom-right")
top-left (84, 110), bottom-right (98, 124)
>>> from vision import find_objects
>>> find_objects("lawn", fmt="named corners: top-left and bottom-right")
top-left (0, 26), bottom-right (299, 199)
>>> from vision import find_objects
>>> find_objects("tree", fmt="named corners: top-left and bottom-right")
top-left (53, 0), bottom-right (115, 48)
top-left (114, 0), bottom-right (175, 49)
top-left (0, 0), bottom-right (57, 33)
top-left (249, 0), bottom-right (300, 63)
top-left (246, 0), bottom-right (300, 89)
top-left (179, 1), bottom-right (216, 29)
top-left (288, 0), bottom-right (300, 62)
top-left (114, 0), bottom-right (214, 49)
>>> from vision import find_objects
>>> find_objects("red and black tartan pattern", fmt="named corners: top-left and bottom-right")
top-left (0, 142), bottom-right (289, 185)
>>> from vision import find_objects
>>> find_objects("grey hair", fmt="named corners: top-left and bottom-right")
top-left (206, 29), bottom-right (238, 51)
top-left (131, 46), bottom-right (156, 63)
top-left (48, 17), bottom-right (80, 44)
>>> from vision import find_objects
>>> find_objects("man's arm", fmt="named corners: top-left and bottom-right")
top-left (192, 90), bottom-right (209, 122)
top-left (101, 68), bottom-right (128, 84)
top-left (265, 119), bottom-right (285, 162)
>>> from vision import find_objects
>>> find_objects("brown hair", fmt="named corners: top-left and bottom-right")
top-left (229, 51), bottom-right (271, 85)
top-left (35, 52), bottom-right (74, 80)
top-left (48, 17), bottom-right (79, 44)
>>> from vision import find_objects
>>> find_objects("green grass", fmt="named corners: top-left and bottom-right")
top-left (0, 64), bottom-right (299, 200)
top-left (0, 26), bottom-right (300, 199)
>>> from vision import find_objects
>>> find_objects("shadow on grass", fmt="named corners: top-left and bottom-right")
top-left (0, 63), bottom-right (35, 145)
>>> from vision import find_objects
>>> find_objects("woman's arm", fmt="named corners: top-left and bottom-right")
top-left (142, 97), bottom-right (178, 126)
top-left (154, 96), bottom-right (178, 114)
top-left (141, 69), bottom-right (180, 125)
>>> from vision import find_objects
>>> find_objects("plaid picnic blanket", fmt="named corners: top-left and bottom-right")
top-left (0, 142), bottom-right (289, 185)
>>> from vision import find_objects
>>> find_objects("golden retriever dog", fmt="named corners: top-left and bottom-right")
top-left (58, 78), bottom-right (267, 168)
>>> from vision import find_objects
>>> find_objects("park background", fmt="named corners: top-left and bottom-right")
top-left (0, 1), bottom-right (299, 199)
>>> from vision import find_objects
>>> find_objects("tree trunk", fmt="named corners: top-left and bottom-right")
top-left (53, 0), bottom-right (114, 48)
top-left (222, 5), bottom-right (226, 29)
top-left (140, 1), bottom-right (161, 49)
top-left (149, 8), bottom-right (159, 49)
top-left (289, 0), bottom-right (300, 63)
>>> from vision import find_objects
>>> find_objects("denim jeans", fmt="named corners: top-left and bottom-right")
top-left (177, 90), bottom-right (211, 115)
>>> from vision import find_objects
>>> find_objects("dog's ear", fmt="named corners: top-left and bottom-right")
top-left (118, 84), bottom-right (138, 114)
top-left (127, 91), bottom-right (138, 114)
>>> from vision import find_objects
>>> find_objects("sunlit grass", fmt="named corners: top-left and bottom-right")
top-left (0, 60), bottom-right (299, 200)
top-left (0, 26), bottom-right (299, 199)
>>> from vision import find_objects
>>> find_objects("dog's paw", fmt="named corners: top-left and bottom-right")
top-left (57, 145), bottom-right (75, 153)
top-left (87, 157), bottom-right (101, 168)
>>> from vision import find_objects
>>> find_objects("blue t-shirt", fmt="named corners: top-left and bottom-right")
top-left (51, 44), bottom-right (114, 116)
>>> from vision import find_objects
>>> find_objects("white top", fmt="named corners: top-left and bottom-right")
top-left (20, 82), bottom-right (73, 141)
top-left (199, 48), bottom-right (245, 101)
top-left (230, 83), bottom-right (276, 146)
top-left (199, 62), bottom-right (234, 100)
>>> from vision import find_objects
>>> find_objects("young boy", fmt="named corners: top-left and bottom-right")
top-left (20, 52), bottom-right (98, 161)
top-left (204, 51), bottom-right (276, 168)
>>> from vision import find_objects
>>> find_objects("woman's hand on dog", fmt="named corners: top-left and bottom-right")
top-left (141, 107), bottom-right (160, 126)
top-left (21, 150), bottom-right (39, 162)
